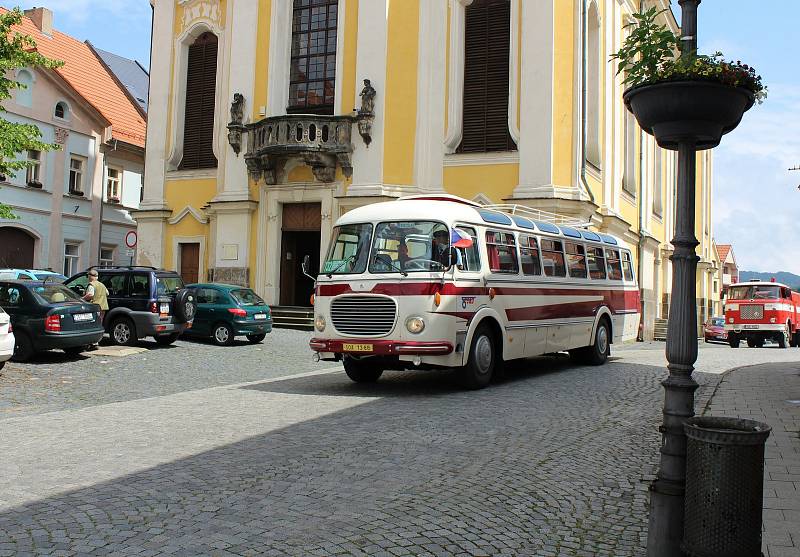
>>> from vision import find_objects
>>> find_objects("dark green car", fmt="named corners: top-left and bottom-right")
top-left (185, 283), bottom-right (272, 345)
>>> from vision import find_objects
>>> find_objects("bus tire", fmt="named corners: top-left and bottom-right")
top-left (460, 325), bottom-right (495, 390)
top-left (728, 335), bottom-right (740, 348)
top-left (343, 357), bottom-right (383, 383)
top-left (584, 318), bottom-right (611, 366)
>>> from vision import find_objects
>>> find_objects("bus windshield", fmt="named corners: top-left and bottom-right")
top-left (323, 224), bottom-right (373, 275)
top-left (369, 221), bottom-right (449, 273)
top-left (727, 284), bottom-right (782, 300)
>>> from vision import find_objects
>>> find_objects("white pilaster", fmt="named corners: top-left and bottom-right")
top-left (348, 0), bottom-right (388, 196)
top-left (139, 0), bottom-right (176, 211)
top-left (266, 0), bottom-right (292, 117)
top-left (412, 0), bottom-right (446, 192)
top-left (512, 0), bottom-right (555, 198)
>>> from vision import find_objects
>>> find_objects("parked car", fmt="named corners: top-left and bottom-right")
top-left (64, 266), bottom-right (197, 346)
top-left (703, 316), bottom-right (727, 343)
top-left (0, 280), bottom-right (104, 361)
top-left (0, 307), bottom-right (14, 369)
top-left (0, 268), bottom-right (68, 282)
top-left (185, 283), bottom-right (272, 345)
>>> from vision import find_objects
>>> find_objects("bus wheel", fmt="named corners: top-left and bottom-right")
top-left (585, 319), bottom-right (611, 366)
top-left (343, 357), bottom-right (383, 383)
top-left (728, 335), bottom-right (740, 348)
top-left (461, 325), bottom-right (495, 390)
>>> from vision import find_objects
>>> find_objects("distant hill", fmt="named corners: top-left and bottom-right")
top-left (738, 271), bottom-right (800, 289)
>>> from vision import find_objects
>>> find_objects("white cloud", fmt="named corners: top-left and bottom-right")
top-left (713, 82), bottom-right (800, 274)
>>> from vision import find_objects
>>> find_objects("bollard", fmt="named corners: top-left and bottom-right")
top-left (682, 416), bottom-right (772, 557)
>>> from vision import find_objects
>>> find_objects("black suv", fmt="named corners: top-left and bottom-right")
top-left (65, 267), bottom-right (197, 346)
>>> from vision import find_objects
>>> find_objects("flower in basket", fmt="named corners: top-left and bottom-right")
top-left (611, 7), bottom-right (767, 104)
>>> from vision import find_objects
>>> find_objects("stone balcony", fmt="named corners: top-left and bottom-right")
top-left (244, 114), bottom-right (356, 185)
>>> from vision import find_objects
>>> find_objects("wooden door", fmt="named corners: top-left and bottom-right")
top-left (179, 243), bottom-right (200, 284)
top-left (0, 227), bottom-right (34, 268)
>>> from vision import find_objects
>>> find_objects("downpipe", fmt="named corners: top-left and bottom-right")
top-left (578, 0), bottom-right (595, 204)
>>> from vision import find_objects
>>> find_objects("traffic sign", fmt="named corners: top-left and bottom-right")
top-left (125, 230), bottom-right (138, 248)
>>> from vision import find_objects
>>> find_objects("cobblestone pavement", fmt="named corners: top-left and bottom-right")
top-left (704, 361), bottom-right (800, 557)
top-left (0, 339), bottom-right (798, 556)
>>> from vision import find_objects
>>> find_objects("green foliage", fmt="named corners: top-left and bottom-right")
top-left (611, 7), bottom-right (767, 103)
top-left (0, 7), bottom-right (64, 219)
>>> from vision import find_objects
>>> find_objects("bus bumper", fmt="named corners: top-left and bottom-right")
top-left (310, 338), bottom-right (454, 356)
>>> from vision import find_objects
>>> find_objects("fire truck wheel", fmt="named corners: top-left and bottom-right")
top-left (461, 325), bottom-right (495, 390)
top-left (728, 335), bottom-right (740, 348)
top-left (343, 357), bottom-right (383, 383)
top-left (778, 326), bottom-right (789, 349)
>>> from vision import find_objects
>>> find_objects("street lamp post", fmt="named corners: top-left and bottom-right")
top-left (647, 1), bottom-right (701, 555)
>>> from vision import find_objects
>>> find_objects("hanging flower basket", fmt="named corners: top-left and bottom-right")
top-left (624, 81), bottom-right (754, 151)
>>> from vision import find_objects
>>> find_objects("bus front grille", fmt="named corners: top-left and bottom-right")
top-left (331, 296), bottom-right (397, 336)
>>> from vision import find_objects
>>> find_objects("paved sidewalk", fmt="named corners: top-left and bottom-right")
top-left (703, 362), bottom-right (800, 557)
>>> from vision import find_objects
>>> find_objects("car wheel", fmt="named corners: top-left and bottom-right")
top-left (460, 324), bottom-right (495, 390)
top-left (174, 289), bottom-right (197, 323)
top-left (11, 332), bottom-right (34, 362)
top-left (110, 317), bottom-right (137, 346)
top-left (212, 323), bottom-right (235, 346)
top-left (154, 333), bottom-right (180, 346)
top-left (246, 333), bottom-right (267, 344)
top-left (343, 356), bottom-right (383, 383)
top-left (63, 346), bottom-right (86, 356)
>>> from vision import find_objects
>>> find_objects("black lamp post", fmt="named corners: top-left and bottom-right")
top-left (620, 1), bottom-right (754, 554)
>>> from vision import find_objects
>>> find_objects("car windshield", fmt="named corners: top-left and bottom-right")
top-left (37, 273), bottom-right (67, 282)
top-left (711, 317), bottom-right (724, 326)
top-left (323, 223), bottom-right (373, 275)
top-left (369, 221), bottom-right (449, 273)
top-left (156, 275), bottom-right (184, 295)
top-left (30, 284), bottom-right (82, 305)
top-left (231, 288), bottom-right (265, 306)
top-left (727, 285), bottom-right (781, 300)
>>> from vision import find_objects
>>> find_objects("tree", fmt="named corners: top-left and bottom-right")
top-left (0, 7), bottom-right (63, 219)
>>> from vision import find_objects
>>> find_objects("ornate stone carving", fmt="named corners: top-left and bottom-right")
top-left (245, 114), bottom-right (355, 185)
top-left (356, 79), bottom-right (376, 146)
top-left (227, 92), bottom-right (246, 156)
top-left (54, 127), bottom-right (69, 145)
top-left (180, 0), bottom-right (221, 32)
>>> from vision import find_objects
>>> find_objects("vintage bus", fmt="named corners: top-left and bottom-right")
top-left (307, 195), bottom-right (640, 389)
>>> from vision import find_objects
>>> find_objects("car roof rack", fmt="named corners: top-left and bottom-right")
top-left (480, 203), bottom-right (592, 228)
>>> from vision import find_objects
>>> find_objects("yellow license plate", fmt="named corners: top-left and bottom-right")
top-left (343, 343), bottom-right (373, 352)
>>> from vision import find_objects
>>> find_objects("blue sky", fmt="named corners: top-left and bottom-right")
top-left (9, 1), bottom-right (797, 274)
top-left (13, 1), bottom-right (152, 68)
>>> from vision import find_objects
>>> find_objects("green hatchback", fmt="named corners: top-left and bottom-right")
top-left (185, 283), bottom-right (272, 345)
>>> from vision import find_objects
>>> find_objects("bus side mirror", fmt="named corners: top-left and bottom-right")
top-left (447, 247), bottom-right (458, 269)
top-left (302, 254), bottom-right (311, 275)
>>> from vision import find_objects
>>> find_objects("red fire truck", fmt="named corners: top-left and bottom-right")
top-left (724, 279), bottom-right (800, 348)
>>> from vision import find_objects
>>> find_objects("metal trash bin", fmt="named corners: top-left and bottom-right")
top-left (682, 416), bottom-right (772, 557)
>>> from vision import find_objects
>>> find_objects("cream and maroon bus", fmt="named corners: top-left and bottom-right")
top-left (307, 195), bottom-right (640, 389)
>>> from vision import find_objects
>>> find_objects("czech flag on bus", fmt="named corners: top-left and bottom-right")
top-left (451, 228), bottom-right (473, 248)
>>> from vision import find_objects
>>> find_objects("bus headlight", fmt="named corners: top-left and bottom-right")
top-left (315, 315), bottom-right (326, 332)
top-left (405, 316), bottom-right (425, 334)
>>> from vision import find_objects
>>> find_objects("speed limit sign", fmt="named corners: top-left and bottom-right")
top-left (125, 230), bottom-right (138, 248)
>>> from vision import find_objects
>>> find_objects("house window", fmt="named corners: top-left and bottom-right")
top-left (54, 101), bottom-right (68, 119)
top-left (100, 247), bottom-right (114, 268)
top-left (68, 156), bottom-right (84, 195)
top-left (179, 32), bottom-right (218, 170)
top-left (106, 167), bottom-right (122, 203)
top-left (458, 0), bottom-right (516, 153)
top-left (585, 2), bottom-right (601, 167)
top-left (288, 0), bottom-right (338, 115)
top-left (26, 150), bottom-right (41, 186)
top-left (63, 243), bottom-right (80, 277)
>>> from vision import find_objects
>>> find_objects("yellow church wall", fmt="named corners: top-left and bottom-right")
top-left (341, 0), bottom-right (359, 114)
top-left (382, 0), bottom-right (419, 186)
top-left (163, 179), bottom-right (216, 273)
top-left (552, 0), bottom-right (576, 188)
top-left (252, 0), bottom-right (271, 120)
top-left (443, 164), bottom-right (519, 203)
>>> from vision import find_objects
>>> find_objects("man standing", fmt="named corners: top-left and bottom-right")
top-left (83, 269), bottom-right (108, 345)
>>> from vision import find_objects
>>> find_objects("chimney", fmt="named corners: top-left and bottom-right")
top-left (24, 7), bottom-right (53, 36)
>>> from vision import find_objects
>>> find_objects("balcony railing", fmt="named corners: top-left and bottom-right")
top-left (244, 114), bottom-right (355, 185)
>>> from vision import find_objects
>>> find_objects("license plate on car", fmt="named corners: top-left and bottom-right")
top-left (343, 343), bottom-right (373, 352)
top-left (254, 313), bottom-right (267, 320)
top-left (160, 303), bottom-right (170, 314)
top-left (73, 313), bottom-right (94, 322)
top-left (743, 324), bottom-right (759, 329)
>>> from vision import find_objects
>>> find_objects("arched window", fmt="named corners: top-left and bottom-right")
top-left (16, 69), bottom-right (33, 107)
top-left (54, 101), bottom-right (68, 120)
top-left (586, 2), bottom-right (601, 167)
top-left (458, 0), bottom-right (516, 153)
top-left (180, 31), bottom-right (218, 170)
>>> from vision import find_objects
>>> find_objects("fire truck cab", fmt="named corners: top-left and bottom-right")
top-left (724, 279), bottom-right (800, 348)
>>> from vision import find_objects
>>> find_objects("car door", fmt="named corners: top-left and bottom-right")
top-left (99, 272), bottom-right (129, 313)
top-left (0, 283), bottom-right (34, 342)
top-left (192, 287), bottom-right (217, 335)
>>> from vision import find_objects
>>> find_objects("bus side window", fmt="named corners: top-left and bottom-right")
top-left (485, 230), bottom-right (518, 273)
top-left (565, 242), bottom-right (588, 279)
top-left (456, 226), bottom-right (481, 272)
top-left (606, 249), bottom-right (623, 280)
top-left (520, 235), bottom-right (542, 276)
top-left (622, 251), bottom-right (635, 281)
top-left (587, 246), bottom-right (607, 279)
top-left (540, 239), bottom-right (566, 277)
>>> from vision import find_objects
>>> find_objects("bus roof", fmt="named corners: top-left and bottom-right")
top-left (336, 196), bottom-right (626, 247)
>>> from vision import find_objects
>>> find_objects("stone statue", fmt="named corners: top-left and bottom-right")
top-left (227, 93), bottom-right (245, 155)
top-left (230, 93), bottom-right (244, 125)
top-left (358, 79), bottom-right (376, 115)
